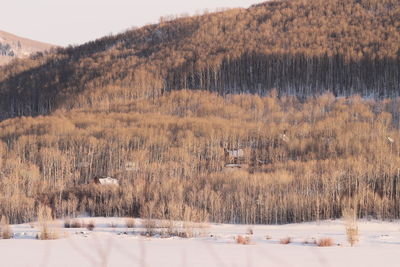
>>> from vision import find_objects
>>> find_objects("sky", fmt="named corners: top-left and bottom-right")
top-left (1, 0), bottom-right (266, 46)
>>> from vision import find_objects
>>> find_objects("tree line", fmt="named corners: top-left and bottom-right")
top-left (1, 91), bottom-right (400, 224)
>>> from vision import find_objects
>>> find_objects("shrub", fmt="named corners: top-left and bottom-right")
top-left (158, 220), bottom-right (179, 238)
top-left (177, 231), bottom-right (191, 238)
top-left (143, 219), bottom-right (157, 236)
top-left (236, 235), bottom-right (251, 245)
top-left (70, 219), bottom-right (83, 228)
top-left (64, 218), bottom-right (71, 228)
top-left (0, 216), bottom-right (12, 239)
top-left (346, 227), bottom-right (359, 246)
top-left (86, 220), bottom-right (95, 231)
top-left (317, 237), bottom-right (334, 247)
top-left (343, 207), bottom-right (359, 246)
top-left (165, 220), bottom-right (176, 236)
top-left (125, 218), bottom-right (135, 228)
top-left (37, 205), bottom-right (59, 240)
top-left (280, 237), bottom-right (292, 244)
top-left (182, 221), bottom-right (196, 238)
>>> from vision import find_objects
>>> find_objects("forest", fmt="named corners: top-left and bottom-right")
top-left (1, 90), bottom-right (400, 224)
top-left (0, 0), bottom-right (399, 225)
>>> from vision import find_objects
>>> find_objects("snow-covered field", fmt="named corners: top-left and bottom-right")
top-left (1, 217), bottom-right (400, 267)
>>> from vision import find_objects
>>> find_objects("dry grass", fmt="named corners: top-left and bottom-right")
top-left (236, 235), bottom-right (252, 245)
top-left (182, 221), bottom-right (196, 238)
top-left (158, 220), bottom-right (209, 238)
top-left (64, 219), bottom-right (84, 228)
top-left (65, 218), bottom-right (87, 229)
top-left (346, 227), bottom-right (359, 246)
top-left (176, 230), bottom-right (191, 238)
top-left (163, 220), bottom-right (176, 237)
top-left (280, 237), bottom-right (292, 244)
top-left (71, 219), bottom-right (83, 228)
top-left (37, 205), bottom-right (59, 240)
top-left (125, 218), bottom-right (135, 228)
top-left (159, 220), bottom-right (198, 238)
top-left (0, 216), bottom-right (12, 239)
top-left (343, 207), bottom-right (359, 246)
top-left (141, 219), bottom-right (205, 238)
top-left (143, 219), bottom-right (157, 236)
top-left (157, 220), bottom-right (173, 237)
top-left (38, 225), bottom-right (59, 240)
top-left (317, 237), bottom-right (334, 247)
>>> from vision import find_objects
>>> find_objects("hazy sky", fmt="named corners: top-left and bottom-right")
top-left (1, 0), bottom-right (265, 46)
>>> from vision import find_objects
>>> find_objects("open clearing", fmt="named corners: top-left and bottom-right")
top-left (1, 218), bottom-right (399, 267)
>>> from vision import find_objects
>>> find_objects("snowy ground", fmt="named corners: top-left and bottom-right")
top-left (1, 217), bottom-right (400, 267)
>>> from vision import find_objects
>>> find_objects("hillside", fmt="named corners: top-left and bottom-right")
top-left (0, 0), bottom-right (399, 120)
top-left (2, 91), bottom-right (400, 224)
top-left (0, 0), bottom-right (400, 225)
top-left (0, 30), bottom-right (54, 66)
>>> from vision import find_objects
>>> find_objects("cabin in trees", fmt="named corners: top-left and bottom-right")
top-left (223, 148), bottom-right (249, 171)
top-left (224, 148), bottom-right (245, 164)
top-left (94, 177), bottom-right (119, 186)
top-left (124, 161), bottom-right (138, 171)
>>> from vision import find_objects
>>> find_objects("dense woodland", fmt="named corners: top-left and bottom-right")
top-left (1, 91), bottom-right (400, 224)
top-left (0, 0), bottom-right (399, 120)
top-left (0, 0), bottom-right (400, 224)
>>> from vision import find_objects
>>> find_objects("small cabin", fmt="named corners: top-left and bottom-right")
top-left (125, 161), bottom-right (138, 171)
top-left (225, 149), bottom-right (244, 158)
top-left (94, 177), bottom-right (119, 186)
top-left (224, 148), bottom-right (245, 164)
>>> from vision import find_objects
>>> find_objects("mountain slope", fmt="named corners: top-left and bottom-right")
top-left (1, 0), bottom-right (400, 225)
top-left (0, 30), bottom-right (54, 66)
top-left (0, 0), bottom-right (399, 121)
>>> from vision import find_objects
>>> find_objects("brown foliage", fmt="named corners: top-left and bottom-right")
top-left (125, 218), bottom-right (135, 228)
top-left (70, 220), bottom-right (83, 228)
top-left (317, 237), bottom-right (334, 247)
top-left (0, 0), bottom-right (399, 120)
top-left (143, 219), bottom-right (157, 237)
top-left (236, 235), bottom-right (252, 245)
top-left (86, 220), bottom-right (95, 231)
top-left (37, 205), bottom-right (59, 240)
top-left (343, 207), bottom-right (359, 246)
top-left (0, 92), bottom-right (400, 226)
top-left (64, 218), bottom-right (71, 228)
top-left (280, 237), bottom-right (292, 244)
top-left (0, 216), bottom-right (12, 239)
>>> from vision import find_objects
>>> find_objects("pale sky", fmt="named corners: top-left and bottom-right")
top-left (0, 0), bottom-right (266, 46)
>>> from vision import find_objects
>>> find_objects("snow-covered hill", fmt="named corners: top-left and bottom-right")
top-left (1, 217), bottom-right (400, 267)
top-left (0, 30), bottom-right (54, 65)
